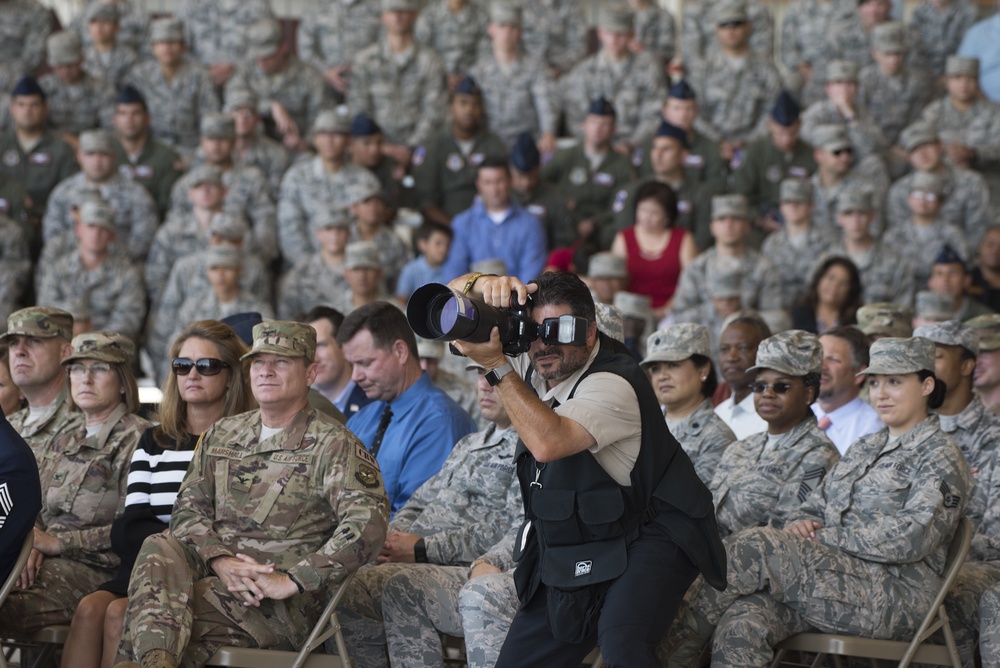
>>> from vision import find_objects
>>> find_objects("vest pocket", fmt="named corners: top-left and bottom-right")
top-left (578, 489), bottom-right (625, 541)
top-left (532, 489), bottom-right (582, 546)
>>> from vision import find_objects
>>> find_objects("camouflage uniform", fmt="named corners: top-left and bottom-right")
top-left (0, 0), bottom-right (51, 93)
top-left (882, 218), bottom-right (969, 289)
top-left (633, 3), bottom-right (677, 66)
top-left (226, 57), bottom-right (333, 141)
top-left (780, 0), bottom-right (856, 104)
top-left (520, 0), bottom-right (588, 75)
top-left (81, 43), bottom-right (139, 89)
top-left (124, 57), bottom-right (221, 151)
top-left (857, 65), bottom-right (934, 145)
top-left (762, 225), bottom-right (839, 309)
top-left (0, 403), bottom-right (148, 634)
top-left (669, 399), bottom-right (737, 485)
top-left (173, 289), bottom-right (274, 341)
top-left (340, 423), bottom-right (521, 668)
top-left (0, 214), bottom-right (30, 322)
top-left (414, 0), bottom-right (489, 77)
top-left (819, 240), bottom-right (916, 305)
top-left (681, 0), bottom-right (775, 69)
top-left (43, 171), bottom-right (159, 262)
top-left (277, 158), bottom-right (381, 261)
top-left (468, 52), bottom-right (558, 146)
top-left (233, 134), bottom-right (289, 199)
top-left (349, 225), bottom-right (410, 294)
top-left (71, 0), bottom-right (149, 53)
top-left (908, 0), bottom-right (980, 77)
top-left (886, 165), bottom-right (992, 248)
top-left (348, 40), bottom-right (447, 148)
top-left (669, 413), bottom-right (972, 667)
top-left (560, 51), bottom-right (667, 146)
top-left (671, 248), bottom-right (784, 322)
top-left (0, 128), bottom-right (79, 218)
top-left (731, 137), bottom-right (817, 217)
top-left (411, 127), bottom-right (508, 219)
top-left (809, 156), bottom-right (890, 236)
top-left (296, 0), bottom-right (382, 81)
top-left (940, 394), bottom-right (1000, 479)
top-left (37, 72), bottom-right (115, 136)
top-left (119, 405), bottom-right (390, 665)
top-left (115, 137), bottom-right (185, 219)
top-left (801, 100), bottom-right (889, 161)
top-left (6, 388), bottom-right (81, 456)
top-left (710, 415), bottom-right (840, 537)
top-left (635, 128), bottom-right (729, 190)
top-left (689, 52), bottom-right (783, 145)
top-left (176, 0), bottom-right (273, 68)
top-left (276, 254), bottom-right (349, 321)
top-left (541, 143), bottom-right (634, 233)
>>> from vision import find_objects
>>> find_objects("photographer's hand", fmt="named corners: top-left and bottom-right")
top-left (453, 327), bottom-right (508, 370)
top-left (446, 274), bottom-right (538, 308)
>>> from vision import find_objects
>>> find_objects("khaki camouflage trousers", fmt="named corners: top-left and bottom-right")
top-left (979, 580), bottom-right (1000, 668)
top-left (945, 561), bottom-right (1000, 668)
top-left (0, 557), bottom-right (111, 635)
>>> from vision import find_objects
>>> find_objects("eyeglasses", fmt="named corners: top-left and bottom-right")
top-left (67, 362), bottom-right (113, 378)
top-left (910, 190), bottom-right (938, 202)
top-left (749, 381), bottom-right (798, 395)
top-left (831, 148), bottom-right (854, 157)
top-left (172, 358), bottom-right (227, 376)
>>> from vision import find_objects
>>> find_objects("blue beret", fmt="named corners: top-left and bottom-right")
top-left (454, 76), bottom-right (482, 96)
top-left (934, 244), bottom-right (966, 269)
top-left (588, 96), bottom-right (616, 117)
top-left (655, 120), bottom-right (688, 148)
top-left (116, 84), bottom-right (147, 108)
top-left (219, 312), bottom-right (263, 346)
top-left (770, 90), bottom-right (800, 126)
top-left (350, 112), bottom-right (382, 137)
top-left (11, 76), bottom-right (44, 100)
top-left (510, 132), bottom-right (540, 171)
top-left (668, 81), bottom-right (696, 100)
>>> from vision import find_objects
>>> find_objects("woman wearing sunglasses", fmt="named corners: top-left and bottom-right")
top-left (62, 321), bottom-right (254, 668)
top-left (708, 329), bottom-right (840, 539)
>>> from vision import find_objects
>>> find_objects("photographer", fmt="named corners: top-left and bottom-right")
top-left (445, 271), bottom-right (726, 667)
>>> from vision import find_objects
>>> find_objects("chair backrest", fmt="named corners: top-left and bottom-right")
top-left (0, 531), bottom-right (33, 609)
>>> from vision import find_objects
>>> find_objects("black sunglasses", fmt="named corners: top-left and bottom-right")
top-left (172, 358), bottom-right (228, 376)
top-left (749, 381), bottom-right (797, 395)
top-left (832, 147), bottom-right (854, 157)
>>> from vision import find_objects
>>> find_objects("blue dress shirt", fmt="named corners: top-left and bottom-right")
top-left (440, 199), bottom-right (548, 283)
top-left (959, 14), bottom-right (1000, 102)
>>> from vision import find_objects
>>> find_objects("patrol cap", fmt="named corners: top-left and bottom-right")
top-left (200, 113), bottom-right (235, 140)
top-left (910, 170), bottom-right (944, 197)
top-left (872, 21), bottom-right (906, 54)
top-left (47, 31), bottom-right (82, 66)
top-left (223, 87), bottom-right (258, 113)
top-left (79, 129), bottom-right (116, 155)
top-left (209, 212), bottom-right (248, 241)
top-left (587, 251), bottom-right (627, 279)
top-left (310, 209), bottom-right (351, 230)
top-left (655, 120), bottom-right (688, 148)
top-left (187, 164), bottom-right (224, 188)
top-left (858, 336), bottom-right (936, 375)
top-left (205, 245), bottom-right (242, 270)
top-left (933, 244), bottom-right (965, 269)
top-left (510, 132), bottom-right (540, 171)
top-left (149, 17), bottom-right (184, 44)
top-left (219, 311), bottom-right (262, 346)
top-left (641, 323), bottom-right (711, 366)
top-left (812, 124), bottom-right (852, 153)
top-left (715, 0), bottom-right (749, 24)
top-left (779, 178), bottom-right (812, 203)
top-left (826, 60), bottom-right (860, 84)
top-left (246, 19), bottom-right (283, 60)
top-left (72, 186), bottom-right (104, 208)
top-left (116, 84), bottom-right (146, 108)
top-left (598, 5), bottom-right (633, 33)
top-left (748, 329), bottom-right (823, 376)
top-left (489, 1), bottom-right (522, 26)
top-left (711, 193), bottom-right (749, 220)
top-left (706, 266), bottom-right (742, 299)
top-left (63, 331), bottom-right (134, 365)
top-left (453, 76), bottom-right (482, 96)
top-left (836, 190), bottom-right (873, 214)
top-left (470, 257), bottom-right (508, 275)
top-left (350, 112), bottom-right (382, 137)
top-left (312, 108), bottom-right (351, 135)
top-left (2, 306), bottom-right (73, 341)
top-left (900, 123), bottom-right (938, 152)
top-left (946, 56), bottom-right (980, 78)
top-left (967, 314), bottom-right (1000, 352)
top-left (80, 200), bottom-right (116, 230)
top-left (349, 179), bottom-right (383, 205)
top-left (382, 0), bottom-right (419, 11)
top-left (595, 302), bottom-right (625, 343)
top-left (416, 336), bottom-right (445, 359)
top-left (857, 302), bottom-right (913, 338)
top-left (241, 320), bottom-right (317, 361)
top-left (916, 290), bottom-right (956, 321)
top-left (914, 319), bottom-right (979, 356)
top-left (770, 90), bottom-right (800, 127)
top-left (614, 291), bottom-right (652, 320)
top-left (588, 97), bottom-right (616, 117)
top-left (345, 241), bottom-right (381, 269)
top-left (668, 81), bottom-right (696, 100)
top-left (87, 2), bottom-right (119, 23)
top-left (11, 76), bottom-right (44, 99)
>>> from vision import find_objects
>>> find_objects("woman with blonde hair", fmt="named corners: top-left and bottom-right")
top-left (62, 321), bottom-right (254, 668)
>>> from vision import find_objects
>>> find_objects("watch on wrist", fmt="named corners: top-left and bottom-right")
top-left (485, 362), bottom-right (514, 387)
top-left (414, 538), bottom-right (428, 563)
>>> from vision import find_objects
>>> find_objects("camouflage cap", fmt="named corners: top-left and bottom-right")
top-left (310, 209), bottom-right (351, 230)
top-left (858, 336), bottom-right (936, 375)
top-left (967, 314), bottom-right (1000, 352)
top-left (711, 193), bottom-right (749, 220)
top-left (200, 113), bottom-right (235, 140)
top-left (312, 108), bottom-right (351, 135)
top-left (2, 306), bottom-right (73, 341)
top-left (779, 178), bottom-right (812, 203)
top-left (150, 17), bottom-right (184, 43)
top-left (345, 241), bottom-right (381, 269)
top-left (47, 31), bottom-right (82, 66)
top-left (900, 123), bottom-right (938, 152)
top-left (382, 0), bottom-right (419, 11)
top-left (946, 56), bottom-right (979, 78)
top-left (856, 302), bottom-right (913, 338)
top-left (246, 19), bottom-right (283, 60)
top-left (715, 0), bottom-right (749, 24)
top-left (205, 245), bottom-right (242, 270)
top-left (748, 329), bottom-right (823, 376)
top-left (209, 212), bottom-right (248, 241)
top-left (914, 319), bottom-right (979, 356)
top-left (595, 302), bottom-right (624, 343)
top-left (588, 252), bottom-right (627, 279)
top-left (470, 258), bottom-right (508, 276)
top-left (872, 21), bottom-right (906, 54)
top-left (836, 190), bottom-right (873, 214)
top-left (87, 2), bottom-right (119, 23)
top-left (63, 331), bottom-right (134, 365)
top-left (826, 59), bottom-right (859, 83)
top-left (910, 170), bottom-right (945, 197)
top-left (915, 290), bottom-right (956, 320)
top-left (79, 129), bottom-right (116, 154)
top-left (349, 178), bottom-right (382, 205)
top-left (641, 323), bottom-right (711, 366)
top-left (416, 336), bottom-right (445, 359)
top-left (80, 200), bottom-right (116, 230)
top-left (598, 5), bottom-right (633, 33)
top-left (72, 186), bottom-right (104, 208)
top-left (489, 1), bottom-right (522, 25)
top-left (706, 265), bottom-right (742, 299)
top-left (241, 320), bottom-right (317, 361)
top-left (812, 124), bottom-right (852, 153)
top-left (187, 164), bottom-right (224, 188)
top-left (614, 291), bottom-right (652, 320)
top-left (223, 87), bottom-right (258, 113)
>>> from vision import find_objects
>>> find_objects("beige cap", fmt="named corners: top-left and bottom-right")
top-left (900, 123), bottom-right (938, 152)
top-left (345, 241), bottom-right (381, 269)
top-left (310, 209), bottom-right (352, 231)
top-left (748, 329), bottom-right (823, 376)
top-left (706, 266), bottom-right (742, 299)
top-left (241, 320), bottom-right (317, 361)
top-left (588, 252), bottom-right (628, 279)
top-left (910, 170), bottom-right (945, 197)
top-left (489, 1), bottom-right (521, 26)
top-left (598, 5), bottom-right (633, 33)
top-left (200, 113), bottom-right (236, 140)
top-left (914, 319), bottom-right (979, 356)
top-left (209, 212), bottom-right (248, 241)
top-left (382, 0), bottom-right (419, 11)
top-left (595, 302), bottom-right (624, 343)
top-left (63, 331), bottom-right (134, 365)
top-left (779, 178), bottom-right (812, 203)
top-left (47, 31), bottom-right (82, 66)
top-left (968, 314), bottom-right (1000, 352)
top-left (205, 245), bottom-right (242, 270)
top-left (150, 17), bottom-right (184, 43)
top-left (826, 59), bottom-right (859, 84)
top-left (187, 164), bottom-right (224, 188)
top-left (947, 56), bottom-right (980, 77)
top-left (80, 200), bottom-right (116, 230)
top-left (858, 336), bottom-right (936, 375)
top-left (223, 87), bottom-right (258, 113)
top-left (915, 290), bottom-right (955, 320)
top-left (246, 19), bottom-right (283, 60)
top-left (641, 323), bottom-right (711, 366)
top-left (872, 21), bottom-right (906, 54)
top-left (711, 194), bottom-right (749, 220)
top-left (614, 291), bottom-right (652, 320)
top-left (836, 190), bottom-right (873, 214)
top-left (812, 124), bottom-right (852, 153)
top-left (714, 0), bottom-right (749, 24)
top-left (312, 108), bottom-right (351, 135)
top-left (2, 306), bottom-right (74, 341)
top-left (79, 129), bottom-right (116, 154)
top-left (86, 2), bottom-right (119, 23)
top-left (857, 302), bottom-right (913, 338)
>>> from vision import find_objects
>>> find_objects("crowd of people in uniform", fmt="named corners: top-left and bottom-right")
top-left (3, 0), bottom-right (1000, 664)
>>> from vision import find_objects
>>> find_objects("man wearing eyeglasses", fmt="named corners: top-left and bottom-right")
top-left (0, 306), bottom-right (81, 453)
top-left (116, 320), bottom-right (389, 668)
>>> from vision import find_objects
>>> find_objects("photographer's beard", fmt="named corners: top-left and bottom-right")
top-left (531, 342), bottom-right (591, 385)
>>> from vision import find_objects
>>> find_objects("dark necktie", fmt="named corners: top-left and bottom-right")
top-left (370, 404), bottom-right (393, 457)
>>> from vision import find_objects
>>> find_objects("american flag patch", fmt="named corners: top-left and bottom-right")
top-left (0, 482), bottom-right (12, 529)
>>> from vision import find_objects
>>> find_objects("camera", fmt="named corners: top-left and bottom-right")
top-left (406, 283), bottom-right (587, 356)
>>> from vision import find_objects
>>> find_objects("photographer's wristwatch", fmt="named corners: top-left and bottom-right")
top-left (485, 362), bottom-right (514, 387)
